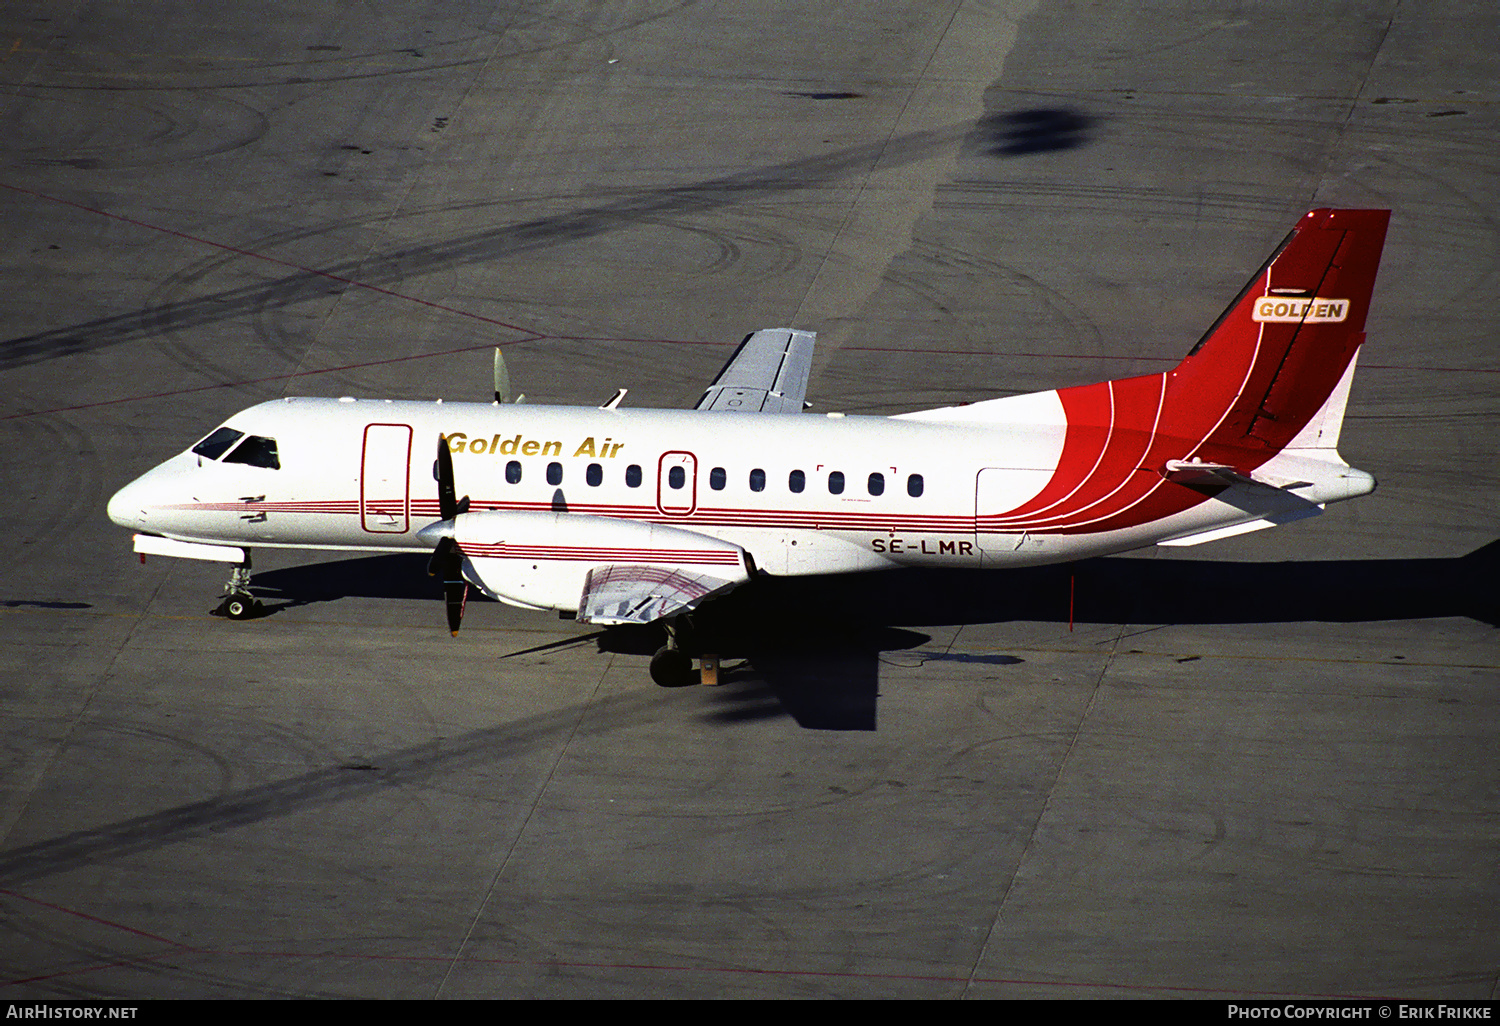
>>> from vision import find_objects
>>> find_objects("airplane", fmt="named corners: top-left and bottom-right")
top-left (108, 208), bottom-right (1389, 687)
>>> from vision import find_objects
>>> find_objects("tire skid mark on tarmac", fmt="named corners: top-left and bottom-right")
top-left (0, 690), bottom-right (672, 888)
top-left (0, 114), bottom-right (1074, 371)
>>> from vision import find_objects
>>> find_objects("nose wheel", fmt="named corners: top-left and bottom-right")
top-left (214, 558), bottom-right (263, 620)
top-left (219, 593), bottom-right (262, 620)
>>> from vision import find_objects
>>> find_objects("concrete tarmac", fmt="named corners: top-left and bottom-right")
top-left (1, 0), bottom-right (1496, 999)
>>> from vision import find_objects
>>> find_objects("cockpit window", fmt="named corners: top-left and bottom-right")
top-left (191, 427), bottom-right (244, 461)
top-left (222, 434), bottom-right (280, 470)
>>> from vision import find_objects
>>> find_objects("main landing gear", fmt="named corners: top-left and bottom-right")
top-left (649, 646), bottom-right (695, 688)
top-left (214, 556), bottom-right (263, 620)
top-left (649, 617), bottom-right (719, 688)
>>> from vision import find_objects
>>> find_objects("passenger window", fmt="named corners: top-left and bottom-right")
top-left (907, 473), bottom-right (924, 497)
top-left (223, 435), bottom-right (280, 470)
top-left (547, 462), bottom-right (563, 485)
top-left (191, 426), bottom-right (243, 461)
top-left (868, 472), bottom-right (885, 496)
top-left (710, 467), bottom-right (726, 490)
top-left (586, 463), bottom-right (603, 486)
top-left (749, 468), bottom-right (766, 492)
top-left (789, 470), bottom-right (805, 493)
top-left (828, 471), bottom-right (844, 494)
top-left (506, 460), bottom-right (522, 484)
top-left (668, 466), bottom-right (686, 489)
top-left (626, 464), bottom-right (642, 487)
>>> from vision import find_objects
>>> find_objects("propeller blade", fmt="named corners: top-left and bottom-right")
top-left (425, 535), bottom-right (469, 636)
top-left (445, 580), bottom-right (468, 637)
top-left (426, 534), bottom-right (455, 578)
top-left (428, 442), bottom-right (471, 635)
top-left (493, 347), bottom-right (512, 405)
top-left (434, 435), bottom-right (470, 520)
top-left (435, 434), bottom-right (457, 520)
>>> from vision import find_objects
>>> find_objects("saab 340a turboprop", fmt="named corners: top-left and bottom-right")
top-left (108, 208), bottom-right (1389, 686)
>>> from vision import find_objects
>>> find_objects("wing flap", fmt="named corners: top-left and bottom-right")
top-left (578, 564), bottom-right (742, 625)
top-left (695, 328), bottom-right (815, 413)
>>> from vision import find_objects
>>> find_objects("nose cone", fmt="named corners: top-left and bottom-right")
top-left (107, 473), bottom-right (155, 529)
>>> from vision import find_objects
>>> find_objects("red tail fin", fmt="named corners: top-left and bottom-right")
top-left (1002, 210), bottom-right (1389, 535)
top-left (1171, 208), bottom-right (1389, 463)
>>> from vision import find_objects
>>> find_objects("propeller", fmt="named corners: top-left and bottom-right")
top-left (426, 347), bottom-right (523, 636)
top-left (494, 347), bottom-right (525, 405)
top-left (493, 348), bottom-right (511, 404)
top-left (426, 434), bottom-right (471, 636)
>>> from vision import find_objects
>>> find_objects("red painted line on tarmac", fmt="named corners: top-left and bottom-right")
top-left (2, 939), bottom-right (1392, 999)
top-left (3, 342), bottom-right (1489, 423)
top-left (0, 181), bottom-right (534, 333)
top-left (2, 182), bottom-right (1492, 428)
top-left (0, 887), bottom-right (189, 948)
top-left (0, 337), bottom-right (545, 421)
top-left (2, 950), bottom-right (185, 988)
top-left (0, 887), bottom-right (1393, 998)
top-left (841, 346), bottom-right (1500, 373)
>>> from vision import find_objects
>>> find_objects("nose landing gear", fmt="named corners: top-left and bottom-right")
top-left (214, 557), bottom-right (263, 620)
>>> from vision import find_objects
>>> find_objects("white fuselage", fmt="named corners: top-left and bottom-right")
top-left (107, 393), bottom-right (1370, 601)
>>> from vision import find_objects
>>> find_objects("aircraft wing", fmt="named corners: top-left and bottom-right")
top-left (577, 564), bottom-right (743, 625)
top-left (694, 328), bottom-right (815, 413)
top-left (431, 510), bottom-right (753, 624)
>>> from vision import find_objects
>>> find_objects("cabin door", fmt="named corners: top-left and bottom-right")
top-left (361, 423), bottom-right (413, 533)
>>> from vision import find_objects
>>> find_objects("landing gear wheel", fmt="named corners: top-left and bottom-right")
top-left (219, 594), bottom-right (262, 620)
top-left (214, 556), bottom-right (260, 620)
top-left (650, 646), bottom-right (696, 688)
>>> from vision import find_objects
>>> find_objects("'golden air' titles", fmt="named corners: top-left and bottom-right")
top-left (445, 433), bottom-right (626, 459)
top-left (1251, 296), bottom-right (1349, 323)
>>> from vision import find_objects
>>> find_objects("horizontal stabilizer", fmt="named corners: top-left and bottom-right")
top-left (1160, 459), bottom-right (1249, 491)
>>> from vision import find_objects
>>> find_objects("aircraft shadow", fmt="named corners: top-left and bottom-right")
top-left (692, 538), bottom-right (1500, 631)
top-left (7, 545), bottom-right (1488, 885)
top-left (252, 540), bottom-right (1498, 731)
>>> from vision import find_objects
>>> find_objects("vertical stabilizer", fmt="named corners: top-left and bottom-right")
top-left (997, 210), bottom-right (1389, 536)
top-left (1283, 345), bottom-right (1361, 455)
top-left (1169, 208), bottom-right (1389, 464)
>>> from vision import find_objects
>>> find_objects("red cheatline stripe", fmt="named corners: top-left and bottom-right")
top-left (589, 565), bottom-right (712, 583)
top-left (167, 499), bottom-right (976, 532)
top-left (461, 544), bottom-right (740, 564)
